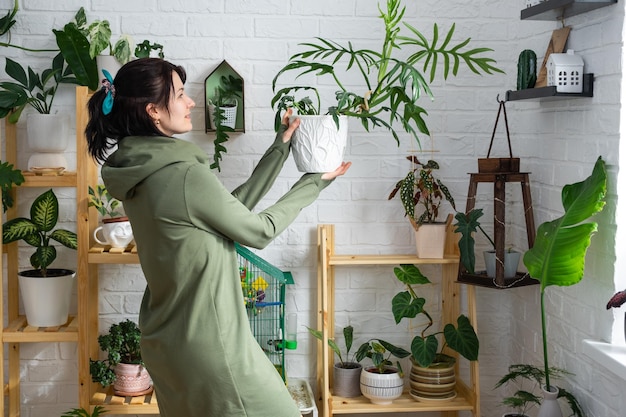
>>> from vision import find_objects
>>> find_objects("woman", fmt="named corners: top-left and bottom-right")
top-left (85, 58), bottom-right (350, 417)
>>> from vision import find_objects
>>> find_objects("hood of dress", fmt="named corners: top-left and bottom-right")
top-left (102, 136), bottom-right (208, 201)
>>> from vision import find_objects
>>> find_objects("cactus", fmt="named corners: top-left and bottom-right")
top-left (517, 49), bottom-right (537, 90)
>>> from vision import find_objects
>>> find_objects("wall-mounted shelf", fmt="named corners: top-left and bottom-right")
top-left (521, 0), bottom-right (617, 21)
top-left (506, 73), bottom-right (594, 101)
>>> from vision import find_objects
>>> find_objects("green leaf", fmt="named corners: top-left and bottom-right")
top-left (5, 57), bottom-right (28, 86)
top-left (453, 209), bottom-right (485, 274)
top-left (393, 264), bottom-right (430, 285)
top-left (50, 229), bottom-right (78, 250)
top-left (53, 24), bottom-right (99, 90)
top-left (33, 245), bottom-right (56, 272)
top-left (391, 291), bottom-right (425, 324)
top-left (410, 334), bottom-right (438, 367)
top-left (443, 314), bottom-right (479, 361)
top-left (87, 20), bottom-right (112, 58)
top-left (523, 157), bottom-right (607, 290)
top-left (30, 189), bottom-right (58, 232)
top-left (2, 218), bottom-right (37, 243)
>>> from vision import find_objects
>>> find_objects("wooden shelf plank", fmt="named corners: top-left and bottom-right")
top-left (91, 387), bottom-right (159, 415)
top-left (329, 254), bottom-right (459, 266)
top-left (22, 172), bottom-right (77, 187)
top-left (2, 316), bottom-right (78, 343)
top-left (88, 245), bottom-right (140, 264)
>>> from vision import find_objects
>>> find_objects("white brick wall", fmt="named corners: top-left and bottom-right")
top-left (1, 0), bottom-right (624, 416)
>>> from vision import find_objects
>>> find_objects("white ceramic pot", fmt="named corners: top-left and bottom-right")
top-left (18, 269), bottom-right (75, 327)
top-left (360, 366), bottom-right (404, 405)
top-left (289, 115), bottom-right (348, 173)
top-left (26, 113), bottom-right (70, 170)
top-left (113, 363), bottom-right (152, 396)
top-left (333, 362), bottom-right (362, 398)
top-left (93, 217), bottom-right (134, 249)
top-left (484, 250), bottom-right (521, 278)
top-left (415, 223), bottom-right (447, 258)
top-left (96, 55), bottom-right (123, 80)
top-left (537, 385), bottom-right (563, 417)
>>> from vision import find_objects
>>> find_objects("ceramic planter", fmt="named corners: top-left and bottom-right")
top-left (96, 55), bottom-right (123, 80)
top-left (289, 115), bottom-right (348, 173)
top-left (484, 250), bottom-right (521, 278)
top-left (360, 366), bottom-right (404, 405)
top-left (537, 385), bottom-right (563, 417)
top-left (333, 362), bottom-right (362, 398)
top-left (409, 355), bottom-right (456, 401)
top-left (415, 223), bottom-right (447, 258)
top-left (93, 216), bottom-right (134, 249)
top-left (18, 269), bottom-right (75, 327)
top-left (113, 363), bottom-right (152, 396)
top-left (26, 113), bottom-right (70, 171)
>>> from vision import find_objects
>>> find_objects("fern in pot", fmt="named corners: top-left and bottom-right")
top-left (271, 0), bottom-right (503, 172)
top-left (2, 189), bottom-right (77, 327)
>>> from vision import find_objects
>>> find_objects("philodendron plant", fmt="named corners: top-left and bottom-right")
top-left (271, 0), bottom-right (503, 144)
top-left (391, 264), bottom-right (478, 367)
top-left (523, 156), bottom-right (607, 390)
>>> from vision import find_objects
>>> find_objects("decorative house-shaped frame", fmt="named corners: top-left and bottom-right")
top-left (547, 49), bottom-right (584, 93)
top-left (204, 60), bottom-right (245, 132)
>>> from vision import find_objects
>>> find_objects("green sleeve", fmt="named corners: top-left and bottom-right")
top-left (231, 125), bottom-right (290, 209)
top-left (185, 164), bottom-right (332, 248)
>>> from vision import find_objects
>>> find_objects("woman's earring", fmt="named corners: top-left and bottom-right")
top-left (155, 119), bottom-right (160, 125)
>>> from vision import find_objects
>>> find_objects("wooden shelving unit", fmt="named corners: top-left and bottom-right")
top-left (316, 224), bottom-right (480, 417)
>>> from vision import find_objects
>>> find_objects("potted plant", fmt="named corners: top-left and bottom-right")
top-left (0, 160), bottom-right (24, 212)
top-left (89, 319), bottom-right (151, 396)
top-left (523, 156), bottom-right (606, 415)
top-left (307, 325), bottom-right (363, 398)
top-left (388, 156), bottom-right (456, 258)
top-left (88, 184), bottom-right (133, 249)
top-left (61, 406), bottom-right (107, 417)
top-left (454, 208), bottom-right (521, 279)
top-left (2, 189), bottom-right (77, 327)
top-left (606, 289), bottom-right (626, 342)
top-left (354, 338), bottom-right (410, 404)
top-left (271, 0), bottom-right (503, 172)
top-left (207, 74), bottom-right (243, 171)
top-left (54, 7), bottom-right (165, 89)
top-left (390, 263), bottom-right (479, 400)
top-left (494, 364), bottom-right (585, 417)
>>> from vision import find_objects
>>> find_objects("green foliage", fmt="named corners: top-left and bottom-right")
top-left (390, 264), bottom-right (478, 367)
top-left (0, 53), bottom-right (73, 123)
top-left (88, 184), bottom-right (123, 219)
top-left (494, 364), bottom-right (585, 417)
top-left (523, 156), bottom-right (606, 389)
top-left (0, 161), bottom-right (24, 212)
top-left (453, 208), bottom-right (496, 274)
top-left (209, 75), bottom-right (242, 171)
top-left (355, 339), bottom-right (410, 375)
top-left (90, 319), bottom-right (143, 387)
top-left (388, 156), bottom-right (456, 227)
top-left (0, 0), bottom-right (18, 37)
top-left (135, 39), bottom-right (164, 59)
top-left (307, 325), bottom-right (360, 368)
top-left (271, 0), bottom-right (503, 147)
top-left (2, 189), bottom-right (77, 276)
top-left (61, 406), bottom-right (107, 417)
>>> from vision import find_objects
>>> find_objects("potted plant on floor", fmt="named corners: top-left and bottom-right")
top-left (454, 208), bottom-right (521, 279)
top-left (354, 338), bottom-right (410, 404)
top-left (391, 263), bottom-right (479, 401)
top-left (90, 319), bottom-right (151, 396)
top-left (307, 325), bottom-right (363, 398)
top-left (523, 156), bottom-right (606, 416)
top-left (2, 189), bottom-right (77, 327)
top-left (388, 156), bottom-right (456, 258)
top-left (88, 184), bottom-right (134, 249)
top-left (271, 0), bottom-right (503, 172)
top-left (494, 364), bottom-right (585, 417)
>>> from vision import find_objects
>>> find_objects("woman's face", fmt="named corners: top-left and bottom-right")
top-left (151, 72), bottom-right (195, 136)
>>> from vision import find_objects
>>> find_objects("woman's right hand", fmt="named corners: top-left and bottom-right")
top-left (321, 162), bottom-right (352, 180)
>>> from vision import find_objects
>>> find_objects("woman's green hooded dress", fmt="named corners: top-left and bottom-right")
top-left (102, 127), bottom-right (332, 417)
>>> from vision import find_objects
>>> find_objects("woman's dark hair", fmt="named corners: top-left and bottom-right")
top-left (85, 58), bottom-right (187, 163)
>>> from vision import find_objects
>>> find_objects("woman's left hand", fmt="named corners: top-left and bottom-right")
top-left (281, 108), bottom-right (300, 143)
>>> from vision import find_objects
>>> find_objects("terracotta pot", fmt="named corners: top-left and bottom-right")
top-left (113, 363), bottom-right (152, 396)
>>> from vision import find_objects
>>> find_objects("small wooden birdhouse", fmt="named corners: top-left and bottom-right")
top-left (547, 49), bottom-right (584, 93)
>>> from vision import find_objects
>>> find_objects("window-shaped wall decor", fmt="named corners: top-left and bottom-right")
top-left (204, 60), bottom-right (245, 133)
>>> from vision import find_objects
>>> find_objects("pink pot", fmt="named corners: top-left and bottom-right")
top-left (113, 363), bottom-right (152, 395)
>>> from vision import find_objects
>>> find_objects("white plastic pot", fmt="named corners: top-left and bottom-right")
top-left (18, 269), bottom-right (75, 327)
top-left (289, 115), bottom-right (348, 173)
